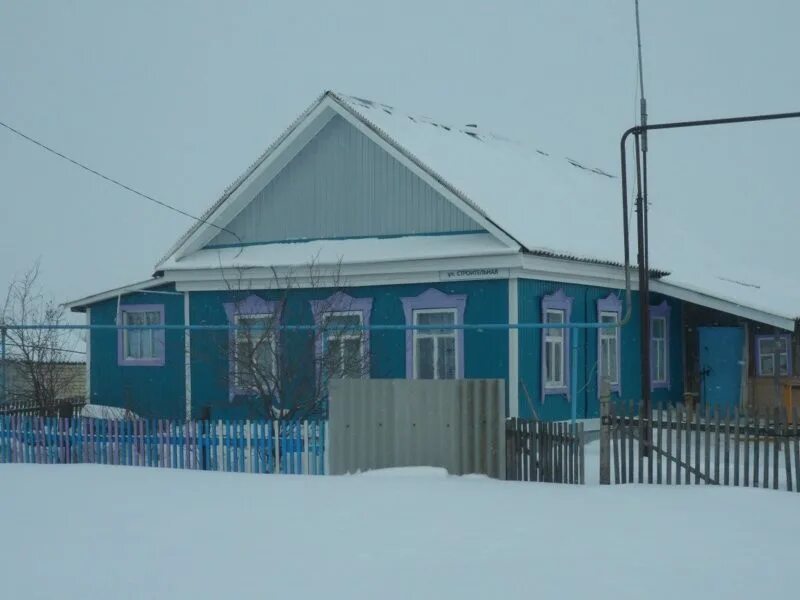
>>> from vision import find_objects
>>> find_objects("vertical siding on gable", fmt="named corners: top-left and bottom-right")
top-left (518, 280), bottom-right (683, 421)
top-left (208, 114), bottom-right (483, 246)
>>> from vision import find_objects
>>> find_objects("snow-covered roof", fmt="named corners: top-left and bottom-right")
top-left (161, 233), bottom-right (517, 271)
top-left (333, 93), bottom-right (799, 326)
top-left (152, 91), bottom-right (798, 328)
top-left (338, 94), bottom-right (623, 266)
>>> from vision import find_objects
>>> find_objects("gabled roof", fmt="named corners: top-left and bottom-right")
top-left (153, 90), bottom-right (797, 329)
top-left (336, 94), bottom-right (800, 327)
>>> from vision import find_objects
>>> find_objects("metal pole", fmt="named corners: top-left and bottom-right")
top-left (634, 0), bottom-right (652, 455)
top-left (570, 327), bottom-right (579, 425)
top-left (619, 110), bottom-right (800, 454)
top-left (619, 110), bottom-right (800, 302)
top-left (634, 133), bottom-right (651, 438)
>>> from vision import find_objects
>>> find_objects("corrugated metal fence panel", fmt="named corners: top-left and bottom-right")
top-left (208, 114), bottom-right (483, 247)
top-left (329, 379), bottom-right (505, 478)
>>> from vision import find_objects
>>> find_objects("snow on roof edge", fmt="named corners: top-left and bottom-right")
top-left (65, 278), bottom-right (169, 312)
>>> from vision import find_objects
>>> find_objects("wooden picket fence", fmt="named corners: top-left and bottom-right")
top-left (600, 399), bottom-right (800, 492)
top-left (506, 418), bottom-right (585, 484)
top-left (0, 415), bottom-right (327, 475)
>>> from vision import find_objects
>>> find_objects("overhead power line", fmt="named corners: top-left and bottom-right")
top-left (0, 119), bottom-right (241, 243)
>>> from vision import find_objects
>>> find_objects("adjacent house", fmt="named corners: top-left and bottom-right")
top-left (0, 359), bottom-right (86, 404)
top-left (66, 91), bottom-right (799, 420)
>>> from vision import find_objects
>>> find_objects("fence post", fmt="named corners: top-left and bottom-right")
top-left (302, 420), bottom-right (309, 475)
top-left (599, 379), bottom-right (611, 485)
top-left (245, 419), bottom-right (252, 474)
top-left (323, 420), bottom-right (329, 476)
top-left (274, 420), bottom-right (281, 475)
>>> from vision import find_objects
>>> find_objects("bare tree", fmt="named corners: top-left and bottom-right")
top-left (1, 262), bottom-right (82, 407)
top-left (211, 257), bottom-right (371, 421)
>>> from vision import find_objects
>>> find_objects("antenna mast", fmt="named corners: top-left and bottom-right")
top-left (635, 0), bottom-right (647, 147)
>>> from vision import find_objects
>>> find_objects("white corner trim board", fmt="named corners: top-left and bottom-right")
top-left (508, 277), bottom-right (519, 418)
top-left (85, 308), bottom-right (91, 404)
top-left (184, 291), bottom-right (192, 421)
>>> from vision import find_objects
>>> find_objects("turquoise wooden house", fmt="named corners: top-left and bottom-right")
top-left (67, 92), bottom-right (798, 421)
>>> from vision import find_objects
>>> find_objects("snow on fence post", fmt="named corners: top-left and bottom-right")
top-left (599, 379), bottom-right (611, 485)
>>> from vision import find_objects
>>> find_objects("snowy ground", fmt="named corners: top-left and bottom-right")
top-left (1, 465), bottom-right (798, 599)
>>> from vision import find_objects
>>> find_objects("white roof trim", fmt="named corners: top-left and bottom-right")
top-left (67, 251), bottom-right (795, 330)
top-left (65, 278), bottom-right (170, 311)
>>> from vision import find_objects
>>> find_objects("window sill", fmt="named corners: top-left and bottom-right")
top-left (118, 358), bottom-right (165, 367)
top-left (543, 386), bottom-right (568, 396)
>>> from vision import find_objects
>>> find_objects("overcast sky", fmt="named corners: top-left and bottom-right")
top-left (1, 0), bottom-right (798, 310)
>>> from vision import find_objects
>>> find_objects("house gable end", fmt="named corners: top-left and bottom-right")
top-left (206, 113), bottom-right (484, 248)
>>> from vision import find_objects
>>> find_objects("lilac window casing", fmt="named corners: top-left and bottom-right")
top-left (650, 300), bottom-right (671, 390)
top-left (400, 288), bottom-right (467, 380)
top-left (223, 295), bottom-right (281, 400)
top-left (754, 333), bottom-right (792, 377)
top-left (541, 289), bottom-right (573, 399)
top-left (117, 304), bottom-right (165, 367)
top-left (310, 292), bottom-right (374, 378)
top-left (597, 293), bottom-right (622, 397)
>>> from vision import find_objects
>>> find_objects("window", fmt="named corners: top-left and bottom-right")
top-left (401, 288), bottom-right (467, 380)
top-left (124, 310), bottom-right (160, 359)
top-left (597, 293), bottom-right (622, 395)
top-left (413, 309), bottom-right (457, 379)
top-left (223, 295), bottom-right (280, 399)
top-left (234, 313), bottom-right (276, 390)
top-left (599, 312), bottom-right (619, 385)
top-left (756, 335), bottom-right (792, 377)
top-left (544, 309), bottom-right (566, 388)
top-left (117, 304), bottom-right (165, 366)
top-left (322, 312), bottom-right (365, 379)
top-left (651, 317), bottom-right (667, 383)
top-left (541, 289), bottom-right (572, 397)
top-left (311, 292), bottom-right (373, 382)
top-left (649, 301), bottom-right (671, 389)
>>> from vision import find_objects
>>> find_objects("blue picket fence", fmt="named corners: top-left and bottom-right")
top-left (0, 415), bottom-right (326, 475)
